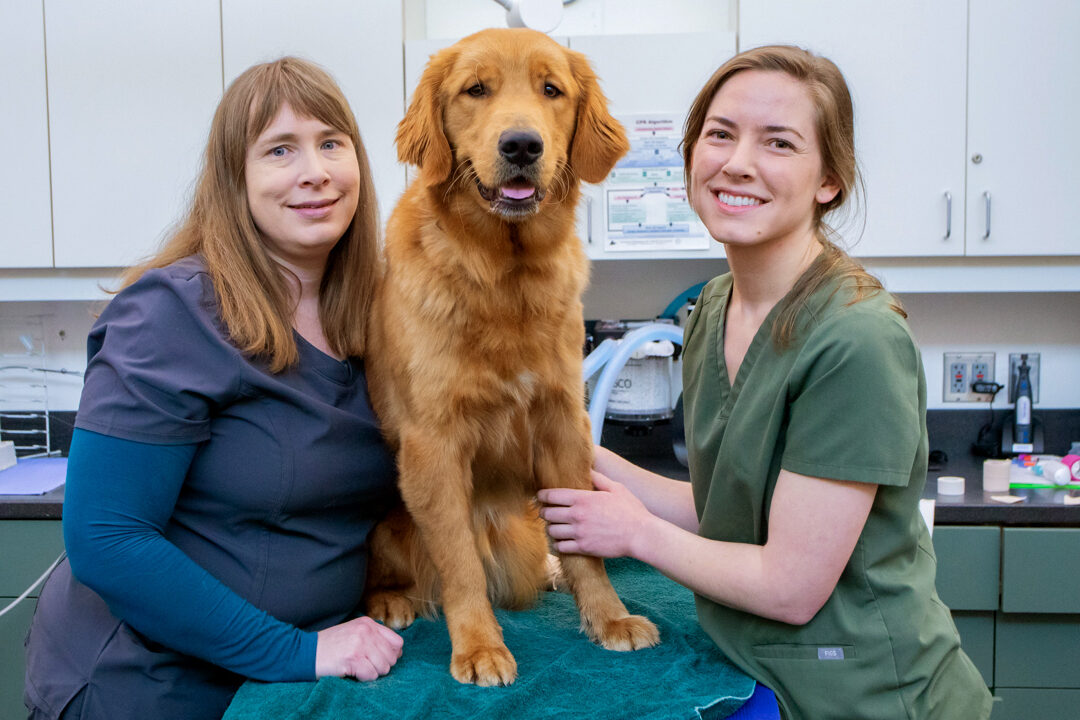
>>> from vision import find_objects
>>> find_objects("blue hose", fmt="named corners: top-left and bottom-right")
top-left (584, 323), bottom-right (684, 444)
top-left (658, 282), bottom-right (707, 320)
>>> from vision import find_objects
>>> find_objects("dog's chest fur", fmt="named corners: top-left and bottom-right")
top-left (380, 193), bottom-right (587, 429)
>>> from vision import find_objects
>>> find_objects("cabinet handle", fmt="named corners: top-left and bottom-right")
top-left (983, 191), bottom-right (992, 239)
top-left (586, 195), bottom-right (593, 244)
top-left (943, 191), bottom-right (952, 240)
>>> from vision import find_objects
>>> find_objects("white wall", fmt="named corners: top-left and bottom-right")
top-left (4, 286), bottom-right (1078, 413)
top-left (904, 293), bottom-right (1080, 410)
top-left (0, 302), bottom-right (97, 412)
top-left (408, 0), bottom-right (737, 39)
top-left (581, 262), bottom-right (1080, 411)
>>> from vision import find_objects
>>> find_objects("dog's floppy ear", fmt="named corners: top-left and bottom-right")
top-left (568, 50), bottom-right (629, 184)
top-left (396, 47), bottom-right (455, 186)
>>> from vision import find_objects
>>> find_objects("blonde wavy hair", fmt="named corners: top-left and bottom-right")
top-left (119, 56), bottom-right (380, 372)
top-left (682, 45), bottom-right (904, 348)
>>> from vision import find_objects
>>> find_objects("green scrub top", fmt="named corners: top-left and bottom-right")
top-left (681, 271), bottom-right (992, 720)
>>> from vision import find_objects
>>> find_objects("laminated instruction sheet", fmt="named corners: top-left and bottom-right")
top-left (603, 114), bottom-right (709, 252)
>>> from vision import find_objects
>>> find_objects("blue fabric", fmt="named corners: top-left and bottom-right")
top-left (63, 429), bottom-right (316, 681)
top-left (222, 559), bottom-right (768, 720)
top-left (727, 685), bottom-right (781, 720)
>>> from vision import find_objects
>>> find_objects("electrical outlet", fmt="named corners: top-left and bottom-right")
top-left (971, 360), bottom-right (991, 385)
top-left (1008, 353), bottom-right (1040, 404)
top-left (948, 361), bottom-right (967, 394)
top-left (943, 352), bottom-right (996, 402)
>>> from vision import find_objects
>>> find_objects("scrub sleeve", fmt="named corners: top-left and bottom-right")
top-left (682, 272), bottom-right (992, 720)
top-left (24, 257), bottom-right (397, 720)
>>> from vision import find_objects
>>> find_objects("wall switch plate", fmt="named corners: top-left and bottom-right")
top-left (1008, 353), bottom-right (1040, 404)
top-left (943, 352), bottom-right (996, 402)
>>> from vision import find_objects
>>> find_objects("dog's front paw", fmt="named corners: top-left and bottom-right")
top-left (544, 553), bottom-right (568, 592)
top-left (594, 614), bottom-right (660, 651)
top-left (450, 643), bottom-right (518, 686)
top-left (365, 590), bottom-right (417, 630)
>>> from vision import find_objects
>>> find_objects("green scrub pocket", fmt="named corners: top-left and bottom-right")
top-left (752, 643), bottom-right (857, 661)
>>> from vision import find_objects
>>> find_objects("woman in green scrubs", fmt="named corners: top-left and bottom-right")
top-left (539, 46), bottom-right (992, 720)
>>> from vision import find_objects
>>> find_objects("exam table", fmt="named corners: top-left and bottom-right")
top-left (222, 558), bottom-right (780, 719)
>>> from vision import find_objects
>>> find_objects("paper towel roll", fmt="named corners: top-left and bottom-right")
top-left (982, 459), bottom-right (1012, 493)
top-left (937, 476), bottom-right (965, 496)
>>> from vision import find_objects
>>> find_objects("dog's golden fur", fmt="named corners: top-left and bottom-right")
top-left (362, 28), bottom-right (658, 686)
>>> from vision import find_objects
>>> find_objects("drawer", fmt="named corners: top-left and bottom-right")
top-left (0, 598), bottom-right (36, 720)
top-left (952, 611), bottom-right (994, 687)
top-left (1002, 528), bottom-right (1080, 613)
top-left (0, 520), bottom-right (64, 597)
top-left (933, 525), bottom-right (1000, 611)
top-left (992, 688), bottom-right (1080, 720)
top-left (995, 613), bottom-right (1080, 688)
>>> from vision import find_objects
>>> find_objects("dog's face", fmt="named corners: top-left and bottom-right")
top-left (398, 28), bottom-right (628, 221)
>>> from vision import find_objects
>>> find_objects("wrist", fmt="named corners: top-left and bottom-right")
top-left (628, 511), bottom-right (666, 564)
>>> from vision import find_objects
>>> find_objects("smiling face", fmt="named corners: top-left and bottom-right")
top-left (245, 103), bottom-right (360, 269)
top-left (439, 31), bottom-right (581, 219)
top-left (689, 70), bottom-right (839, 255)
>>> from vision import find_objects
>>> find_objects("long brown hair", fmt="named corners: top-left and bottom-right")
top-left (682, 45), bottom-right (904, 348)
top-left (118, 57), bottom-right (380, 372)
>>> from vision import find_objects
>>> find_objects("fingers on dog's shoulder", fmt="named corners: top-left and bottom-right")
top-left (538, 488), bottom-right (582, 506)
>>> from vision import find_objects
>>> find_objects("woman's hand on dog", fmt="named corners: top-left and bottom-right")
top-left (315, 616), bottom-right (404, 681)
top-left (538, 470), bottom-right (656, 559)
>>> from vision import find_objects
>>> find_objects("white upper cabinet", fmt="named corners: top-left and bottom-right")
top-left (741, 0), bottom-right (1080, 259)
top-left (1, 1), bottom-right (53, 268)
top-left (966, 0), bottom-right (1080, 256)
top-left (222, 0), bottom-right (406, 223)
top-left (46, 0), bottom-right (222, 268)
top-left (740, 0), bottom-right (969, 258)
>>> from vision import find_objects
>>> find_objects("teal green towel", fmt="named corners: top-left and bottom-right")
top-left (223, 558), bottom-right (755, 719)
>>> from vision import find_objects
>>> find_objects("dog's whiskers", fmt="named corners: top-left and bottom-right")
top-left (545, 163), bottom-right (573, 205)
top-left (445, 162), bottom-right (478, 203)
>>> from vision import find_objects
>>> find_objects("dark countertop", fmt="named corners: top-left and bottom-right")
top-left (0, 485), bottom-right (63, 520)
top-left (603, 412), bottom-right (1080, 527)
top-left (4, 410), bottom-right (1079, 526)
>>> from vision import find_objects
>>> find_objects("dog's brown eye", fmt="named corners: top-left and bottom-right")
top-left (543, 83), bottom-right (561, 98)
top-left (466, 83), bottom-right (486, 97)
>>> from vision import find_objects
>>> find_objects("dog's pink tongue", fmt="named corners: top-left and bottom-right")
top-left (501, 185), bottom-right (536, 200)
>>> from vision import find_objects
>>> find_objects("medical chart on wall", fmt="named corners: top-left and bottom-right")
top-left (602, 114), bottom-right (708, 253)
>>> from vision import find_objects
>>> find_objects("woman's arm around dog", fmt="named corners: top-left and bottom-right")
top-left (538, 465), bottom-right (875, 626)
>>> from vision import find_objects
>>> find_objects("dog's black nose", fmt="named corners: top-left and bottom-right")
top-left (498, 131), bottom-right (544, 166)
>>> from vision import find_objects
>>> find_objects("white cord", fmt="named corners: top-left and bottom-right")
top-left (0, 552), bottom-right (65, 618)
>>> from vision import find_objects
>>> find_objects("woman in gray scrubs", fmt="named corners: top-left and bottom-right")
top-left (25, 57), bottom-right (402, 720)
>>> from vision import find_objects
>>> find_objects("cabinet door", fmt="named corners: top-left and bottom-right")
top-left (0, 0), bottom-right (53, 267)
top-left (0, 600), bottom-right (37, 720)
top-left (46, 0), bottom-right (222, 268)
top-left (992, 689), bottom-right (1080, 720)
top-left (1001, 527), bottom-right (1080, 614)
top-left (966, 0), bottom-right (1080, 256)
top-left (932, 525), bottom-right (1000, 611)
top-left (740, 0), bottom-right (968, 257)
top-left (222, 0), bottom-right (405, 226)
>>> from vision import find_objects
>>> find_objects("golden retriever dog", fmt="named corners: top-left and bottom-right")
top-left (362, 28), bottom-right (659, 686)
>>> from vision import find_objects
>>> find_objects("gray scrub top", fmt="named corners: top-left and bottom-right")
top-left (73, 256), bottom-right (398, 629)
